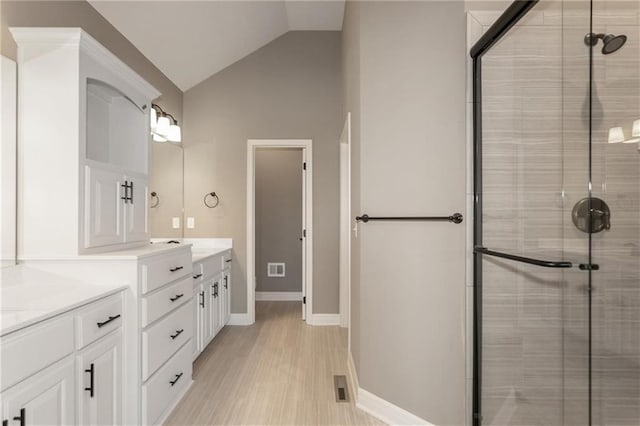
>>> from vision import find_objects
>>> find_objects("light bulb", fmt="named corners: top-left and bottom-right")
top-left (152, 133), bottom-right (167, 142)
top-left (608, 127), bottom-right (625, 143)
top-left (150, 107), bottom-right (157, 131)
top-left (155, 115), bottom-right (170, 137)
top-left (632, 119), bottom-right (640, 138)
top-left (168, 124), bottom-right (181, 143)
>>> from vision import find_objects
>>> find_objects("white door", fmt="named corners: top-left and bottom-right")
top-left (2, 356), bottom-right (75, 426)
top-left (301, 150), bottom-right (307, 320)
top-left (124, 175), bottom-right (148, 243)
top-left (84, 165), bottom-right (124, 249)
top-left (77, 330), bottom-right (121, 425)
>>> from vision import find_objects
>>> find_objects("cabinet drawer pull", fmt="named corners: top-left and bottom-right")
top-left (192, 273), bottom-right (202, 279)
top-left (225, 259), bottom-right (232, 263)
top-left (97, 314), bottom-right (121, 328)
top-left (169, 266), bottom-right (184, 272)
top-left (13, 408), bottom-right (25, 426)
top-left (120, 182), bottom-right (129, 204)
top-left (169, 372), bottom-right (183, 386)
top-left (85, 363), bottom-right (95, 397)
top-left (200, 291), bottom-right (205, 308)
top-left (169, 293), bottom-right (184, 302)
top-left (170, 329), bottom-right (184, 340)
top-left (212, 283), bottom-right (218, 298)
top-left (224, 276), bottom-right (228, 289)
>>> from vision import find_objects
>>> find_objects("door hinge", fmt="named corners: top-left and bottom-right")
top-left (303, 296), bottom-right (306, 304)
top-left (303, 162), bottom-right (307, 170)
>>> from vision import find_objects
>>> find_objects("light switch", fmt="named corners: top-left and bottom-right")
top-left (172, 217), bottom-right (180, 229)
top-left (187, 217), bottom-right (195, 229)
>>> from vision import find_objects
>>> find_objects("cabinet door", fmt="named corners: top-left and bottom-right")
top-left (210, 275), bottom-right (222, 338)
top-left (124, 175), bottom-right (148, 243)
top-left (1, 356), bottom-right (74, 426)
top-left (77, 330), bottom-right (121, 426)
top-left (84, 165), bottom-right (125, 249)
top-left (222, 271), bottom-right (231, 326)
top-left (198, 283), bottom-right (210, 352)
top-left (192, 289), bottom-right (201, 360)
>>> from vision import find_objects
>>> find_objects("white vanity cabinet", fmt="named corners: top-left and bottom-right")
top-left (76, 330), bottom-right (122, 425)
top-left (1, 357), bottom-right (75, 426)
top-left (192, 249), bottom-right (232, 360)
top-left (0, 291), bottom-right (124, 426)
top-left (10, 27), bottom-right (160, 258)
top-left (84, 165), bottom-right (148, 249)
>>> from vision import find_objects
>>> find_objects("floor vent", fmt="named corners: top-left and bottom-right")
top-left (334, 375), bottom-right (349, 402)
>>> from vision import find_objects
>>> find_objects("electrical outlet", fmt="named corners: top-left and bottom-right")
top-left (172, 217), bottom-right (180, 229)
top-left (187, 217), bottom-right (195, 229)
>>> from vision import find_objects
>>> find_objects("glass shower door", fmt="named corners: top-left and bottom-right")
top-left (590, 0), bottom-right (640, 424)
top-left (475, 0), bottom-right (593, 424)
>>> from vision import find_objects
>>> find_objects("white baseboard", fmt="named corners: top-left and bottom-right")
top-left (227, 313), bottom-right (252, 326)
top-left (347, 351), bottom-right (359, 401)
top-left (255, 291), bottom-right (302, 301)
top-left (357, 388), bottom-right (434, 426)
top-left (309, 313), bottom-right (340, 326)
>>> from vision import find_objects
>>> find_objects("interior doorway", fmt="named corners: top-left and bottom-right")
top-left (247, 139), bottom-right (313, 324)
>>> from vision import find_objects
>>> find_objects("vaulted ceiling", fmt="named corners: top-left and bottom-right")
top-left (89, 1), bottom-right (345, 91)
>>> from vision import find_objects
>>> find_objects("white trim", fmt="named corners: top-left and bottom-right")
top-left (227, 313), bottom-right (252, 326)
top-left (255, 291), bottom-right (302, 301)
top-left (357, 388), bottom-right (435, 426)
top-left (247, 139), bottom-right (313, 325)
top-left (308, 314), bottom-right (340, 326)
top-left (339, 113), bottom-right (352, 331)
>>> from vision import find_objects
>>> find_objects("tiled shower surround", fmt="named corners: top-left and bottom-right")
top-left (479, 1), bottom-right (639, 424)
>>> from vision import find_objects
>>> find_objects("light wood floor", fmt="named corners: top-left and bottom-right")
top-left (166, 301), bottom-right (384, 425)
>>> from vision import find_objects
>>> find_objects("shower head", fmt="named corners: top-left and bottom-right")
top-left (584, 32), bottom-right (627, 54)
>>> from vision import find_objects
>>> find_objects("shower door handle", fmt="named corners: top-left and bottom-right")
top-left (474, 246), bottom-right (573, 268)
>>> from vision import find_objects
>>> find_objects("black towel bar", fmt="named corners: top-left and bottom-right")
top-left (355, 213), bottom-right (463, 224)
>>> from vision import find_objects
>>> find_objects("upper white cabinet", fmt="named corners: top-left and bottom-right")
top-left (10, 27), bottom-right (160, 257)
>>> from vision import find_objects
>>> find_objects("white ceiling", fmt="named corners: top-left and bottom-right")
top-left (89, 1), bottom-right (345, 91)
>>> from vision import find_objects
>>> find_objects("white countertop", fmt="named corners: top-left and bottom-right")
top-left (1, 266), bottom-right (127, 336)
top-left (192, 247), bottom-right (231, 263)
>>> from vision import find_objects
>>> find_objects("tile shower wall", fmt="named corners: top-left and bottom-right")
top-left (479, 1), bottom-right (639, 424)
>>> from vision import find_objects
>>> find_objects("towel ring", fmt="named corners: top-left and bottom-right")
top-left (204, 192), bottom-right (220, 208)
top-left (150, 191), bottom-right (160, 208)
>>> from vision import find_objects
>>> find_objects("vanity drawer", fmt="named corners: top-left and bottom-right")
top-left (141, 277), bottom-right (192, 327)
top-left (1, 314), bottom-right (74, 391)
top-left (222, 250), bottom-right (232, 268)
top-left (142, 302), bottom-right (192, 381)
top-left (142, 341), bottom-right (192, 425)
top-left (142, 252), bottom-right (192, 294)
top-left (191, 262), bottom-right (204, 283)
top-left (201, 254), bottom-right (223, 279)
top-left (75, 293), bottom-right (123, 350)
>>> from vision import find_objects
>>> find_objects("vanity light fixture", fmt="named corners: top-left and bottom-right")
top-left (150, 103), bottom-right (181, 143)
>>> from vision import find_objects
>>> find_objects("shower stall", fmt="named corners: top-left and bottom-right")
top-left (471, 0), bottom-right (640, 425)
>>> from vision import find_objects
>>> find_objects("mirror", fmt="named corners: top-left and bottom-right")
top-left (1, 55), bottom-right (17, 267)
top-left (149, 141), bottom-right (184, 239)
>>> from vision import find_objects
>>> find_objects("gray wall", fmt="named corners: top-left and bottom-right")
top-left (1, 1), bottom-right (184, 241)
top-left (343, 2), bottom-right (467, 424)
top-left (183, 31), bottom-right (342, 314)
top-left (255, 148), bottom-right (303, 293)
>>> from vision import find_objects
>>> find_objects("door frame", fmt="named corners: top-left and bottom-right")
top-left (246, 139), bottom-right (313, 324)
top-left (339, 114), bottom-right (351, 332)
